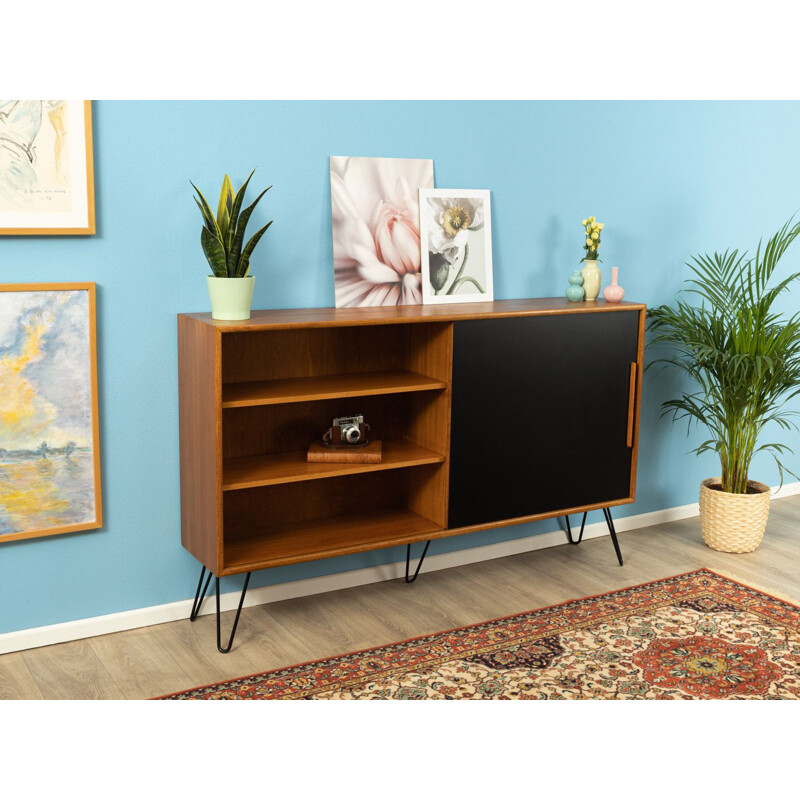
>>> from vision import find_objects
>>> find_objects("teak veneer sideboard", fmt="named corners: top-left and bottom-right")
top-left (178, 298), bottom-right (645, 648)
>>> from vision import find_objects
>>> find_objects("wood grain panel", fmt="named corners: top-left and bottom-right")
top-left (224, 509), bottom-right (443, 573)
top-left (181, 298), bottom-right (647, 332)
top-left (404, 323), bottom-right (453, 528)
top-left (222, 470), bottom-right (411, 535)
top-left (221, 325), bottom-right (414, 384)
top-left (626, 362), bottom-right (637, 447)
top-left (0, 652), bottom-right (44, 699)
top-left (178, 300), bottom-right (646, 580)
top-left (223, 440), bottom-right (445, 490)
top-left (87, 627), bottom-right (192, 700)
top-left (222, 370), bottom-right (446, 407)
top-left (178, 315), bottom-right (222, 573)
top-left (221, 395), bottom-right (413, 460)
top-left (22, 639), bottom-right (124, 700)
top-left (629, 308), bottom-right (646, 499)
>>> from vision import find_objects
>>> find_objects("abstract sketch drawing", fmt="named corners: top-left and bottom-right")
top-left (0, 284), bottom-right (102, 542)
top-left (0, 100), bottom-right (95, 234)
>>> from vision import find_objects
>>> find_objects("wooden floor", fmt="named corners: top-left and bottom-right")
top-left (2, 494), bottom-right (799, 700)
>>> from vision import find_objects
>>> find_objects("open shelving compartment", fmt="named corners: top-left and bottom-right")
top-left (215, 320), bottom-right (453, 575)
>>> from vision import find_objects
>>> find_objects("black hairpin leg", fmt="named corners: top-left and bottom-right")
top-left (405, 540), bottom-right (431, 583)
top-left (188, 565), bottom-right (252, 653)
top-left (215, 573), bottom-right (252, 653)
top-left (603, 507), bottom-right (624, 566)
top-left (564, 512), bottom-right (588, 545)
top-left (189, 565), bottom-right (213, 621)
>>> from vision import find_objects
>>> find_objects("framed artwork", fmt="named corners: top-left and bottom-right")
top-left (0, 100), bottom-right (96, 235)
top-left (330, 155), bottom-right (434, 307)
top-left (0, 283), bottom-right (102, 543)
top-left (420, 189), bottom-right (493, 305)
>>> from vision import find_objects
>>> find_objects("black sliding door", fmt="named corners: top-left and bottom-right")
top-left (448, 311), bottom-right (640, 529)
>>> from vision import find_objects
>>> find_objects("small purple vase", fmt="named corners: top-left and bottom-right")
top-left (603, 267), bottom-right (625, 303)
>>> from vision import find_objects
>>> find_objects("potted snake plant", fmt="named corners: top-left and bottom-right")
top-left (648, 216), bottom-right (800, 552)
top-left (192, 170), bottom-right (272, 320)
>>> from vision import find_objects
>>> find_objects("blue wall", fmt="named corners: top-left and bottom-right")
top-left (2, 101), bottom-right (799, 635)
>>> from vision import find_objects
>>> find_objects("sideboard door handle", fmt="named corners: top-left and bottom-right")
top-left (626, 362), bottom-right (637, 448)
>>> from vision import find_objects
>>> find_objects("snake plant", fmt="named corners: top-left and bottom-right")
top-left (192, 170), bottom-right (272, 278)
top-left (648, 216), bottom-right (800, 493)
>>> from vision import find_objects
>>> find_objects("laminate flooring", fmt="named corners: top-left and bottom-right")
top-left (2, 495), bottom-right (799, 700)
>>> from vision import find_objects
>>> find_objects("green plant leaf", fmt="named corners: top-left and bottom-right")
top-left (225, 169), bottom-right (256, 256)
top-left (237, 220), bottom-right (273, 277)
top-left (646, 215), bottom-right (800, 492)
top-left (216, 174), bottom-right (234, 242)
top-left (191, 185), bottom-right (221, 240)
top-left (227, 186), bottom-right (272, 276)
top-left (201, 226), bottom-right (228, 277)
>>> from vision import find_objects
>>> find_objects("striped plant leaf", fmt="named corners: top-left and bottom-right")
top-left (191, 187), bottom-right (221, 240)
top-left (237, 221), bottom-right (273, 277)
top-left (201, 226), bottom-right (228, 277)
top-left (193, 170), bottom-right (272, 278)
top-left (216, 174), bottom-right (234, 241)
top-left (227, 186), bottom-right (272, 276)
top-left (224, 170), bottom-right (256, 258)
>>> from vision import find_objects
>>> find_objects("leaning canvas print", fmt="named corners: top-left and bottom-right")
top-left (420, 189), bottom-right (493, 304)
top-left (0, 100), bottom-right (95, 234)
top-left (330, 155), bottom-right (434, 307)
top-left (0, 283), bottom-right (102, 542)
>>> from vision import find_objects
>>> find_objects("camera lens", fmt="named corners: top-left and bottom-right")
top-left (343, 425), bottom-right (361, 443)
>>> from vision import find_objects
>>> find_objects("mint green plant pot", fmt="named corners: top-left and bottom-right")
top-left (207, 276), bottom-right (255, 320)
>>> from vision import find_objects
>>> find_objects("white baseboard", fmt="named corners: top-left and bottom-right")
top-left (2, 481), bottom-right (798, 655)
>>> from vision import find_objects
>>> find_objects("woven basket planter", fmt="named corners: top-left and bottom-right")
top-left (699, 477), bottom-right (771, 553)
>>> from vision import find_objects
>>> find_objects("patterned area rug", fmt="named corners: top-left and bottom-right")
top-left (156, 569), bottom-right (800, 699)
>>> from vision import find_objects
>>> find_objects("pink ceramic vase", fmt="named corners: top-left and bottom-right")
top-left (603, 267), bottom-right (625, 303)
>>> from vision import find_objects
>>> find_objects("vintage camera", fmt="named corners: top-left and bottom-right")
top-left (323, 414), bottom-right (371, 446)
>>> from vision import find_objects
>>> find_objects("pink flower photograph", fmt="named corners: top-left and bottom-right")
top-left (330, 156), bottom-right (434, 307)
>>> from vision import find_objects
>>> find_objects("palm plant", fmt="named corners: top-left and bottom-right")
top-left (192, 170), bottom-right (272, 278)
top-left (648, 217), bottom-right (800, 494)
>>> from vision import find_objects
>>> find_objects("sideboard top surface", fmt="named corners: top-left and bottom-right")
top-left (180, 298), bottom-right (646, 332)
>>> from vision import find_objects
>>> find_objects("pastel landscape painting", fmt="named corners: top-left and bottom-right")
top-left (0, 286), bottom-right (101, 541)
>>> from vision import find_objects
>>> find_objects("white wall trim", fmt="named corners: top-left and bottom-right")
top-left (2, 481), bottom-right (798, 655)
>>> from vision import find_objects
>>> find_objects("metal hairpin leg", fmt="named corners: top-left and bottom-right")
top-left (405, 540), bottom-right (431, 583)
top-left (190, 565), bottom-right (213, 621)
top-left (603, 507), bottom-right (624, 566)
top-left (564, 513), bottom-right (588, 545)
top-left (564, 508), bottom-right (624, 566)
top-left (216, 573), bottom-right (252, 653)
top-left (188, 564), bottom-right (252, 653)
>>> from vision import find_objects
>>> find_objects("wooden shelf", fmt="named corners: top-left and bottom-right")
top-left (223, 439), bottom-right (446, 490)
top-left (182, 298), bottom-right (648, 332)
top-left (222, 370), bottom-right (447, 407)
top-left (223, 508), bottom-right (443, 572)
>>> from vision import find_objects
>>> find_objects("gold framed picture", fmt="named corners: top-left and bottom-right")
top-left (0, 100), bottom-right (96, 235)
top-left (0, 283), bottom-right (102, 543)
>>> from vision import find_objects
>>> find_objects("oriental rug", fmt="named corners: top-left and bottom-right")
top-left (156, 569), bottom-right (800, 700)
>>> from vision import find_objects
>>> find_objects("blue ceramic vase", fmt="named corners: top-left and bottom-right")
top-left (565, 270), bottom-right (585, 302)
